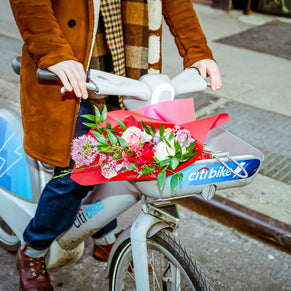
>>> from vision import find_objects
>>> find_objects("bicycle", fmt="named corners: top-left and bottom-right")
top-left (0, 58), bottom-right (263, 290)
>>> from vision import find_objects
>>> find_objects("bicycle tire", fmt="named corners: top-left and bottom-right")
top-left (0, 216), bottom-right (20, 252)
top-left (109, 229), bottom-right (214, 291)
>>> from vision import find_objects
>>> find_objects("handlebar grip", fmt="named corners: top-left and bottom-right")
top-left (37, 68), bottom-right (60, 81)
top-left (37, 68), bottom-right (90, 81)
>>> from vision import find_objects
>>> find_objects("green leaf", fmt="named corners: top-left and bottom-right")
top-left (117, 136), bottom-right (129, 149)
top-left (157, 170), bottom-right (166, 191)
top-left (101, 105), bottom-right (107, 123)
top-left (82, 122), bottom-right (99, 129)
top-left (161, 137), bottom-right (172, 148)
top-left (180, 153), bottom-right (195, 162)
top-left (174, 140), bottom-right (181, 152)
top-left (120, 166), bottom-right (129, 171)
top-left (105, 122), bottom-right (113, 129)
top-left (175, 151), bottom-right (182, 161)
top-left (159, 124), bottom-right (164, 137)
top-left (81, 114), bottom-right (96, 122)
top-left (159, 158), bottom-right (171, 168)
top-left (96, 144), bottom-right (111, 150)
top-left (93, 105), bottom-right (101, 123)
top-left (106, 130), bottom-right (117, 145)
top-left (150, 124), bottom-right (156, 135)
top-left (182, 136), bottom-right (189, 148)
top-left (177, 173), bottom-right (183, 184)
top-left (114, 118), bottom-right (127, 131)
top-left (129, 163), bottom-right (137, 170)
top-left (141, 120), bottom-right (151, 135)
top-left (186, 140), bottom-right (197, 152)
top-left (92, 131), bottom-right (106, 143)
top-left (169, 132), bottom-right (174, 141)
top-left (169, 156), bottom-right (180, 171)
top-left (170, 174), bottom-right (179, 195)
top-left (140, 167), bottom-right (155, 174)
top-left (98, 127), bottom-right (107, 134)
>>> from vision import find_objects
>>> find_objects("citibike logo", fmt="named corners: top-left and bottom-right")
top-left (172, 158), bottom-right (260, 188)
top-left (188, 165), bottom-right (234, 181)
top-left (74, 200), bottom-right (104, 228)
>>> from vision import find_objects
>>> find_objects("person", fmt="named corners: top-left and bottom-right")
top-left (9, 0), bottom-right (222, 290)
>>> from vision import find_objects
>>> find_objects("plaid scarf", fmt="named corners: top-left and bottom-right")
top-left (89, 0), bottom-right (162, 110)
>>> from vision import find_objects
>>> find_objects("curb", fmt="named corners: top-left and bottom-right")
top-left (178, 195), bottom-right (291, 254)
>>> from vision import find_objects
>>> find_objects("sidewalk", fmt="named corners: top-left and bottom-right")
top-left (1, 2), bottom-right (290, 251)
top-left (162, 4), bottom-right (291, 251)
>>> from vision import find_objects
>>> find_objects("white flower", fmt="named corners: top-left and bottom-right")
top-left (155, 141), bottom-right (175, 161)
top-left (141, 131), bottom-right (153, 143)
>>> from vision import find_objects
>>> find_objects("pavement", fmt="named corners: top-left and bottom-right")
top-left (162, 4), bottom-right (291, 250)
top-left (0, 1), bottom-right (290, 290)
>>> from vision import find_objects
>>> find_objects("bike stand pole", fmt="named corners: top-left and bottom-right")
top-left (130, 211), bottom-right (161, 291)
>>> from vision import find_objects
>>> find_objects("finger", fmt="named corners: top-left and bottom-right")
top-left (57, 70), bottom-right (73, 92)
top-left (208, 68), bottom-right (218, 91)
top-left (215, 70), bottom-right (222, 90)
top-left (64, 67), bottom-right (82, 98)
top-left (197, 65), bottom-right (207, 79)
top-left (208, 73), bottom-right (216, 91)
top-left (47, 65), bottom-right (73, 92)
top-left (75, 63), bottom-right (88, 99)
top-left (208, 67), bottom-right (222, 91)
top-left (66, 62), bottom-right (88, 99)
top-left (211, 75), bottom-right (218, 91)
top-left (76, 62), bottom-right (87, 82)
top-left (67, 61), bottom-right (88, 98)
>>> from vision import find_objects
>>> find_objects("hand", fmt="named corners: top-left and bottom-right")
top-left (191, 59), bottom-right (222, 91)
top-left (48, 60), bottom-right (88, 99)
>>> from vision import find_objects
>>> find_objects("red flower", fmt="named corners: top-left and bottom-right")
top-left (136, 142), bottom-right (155, 165)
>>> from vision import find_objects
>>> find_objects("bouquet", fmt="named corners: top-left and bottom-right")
top-left (68, 99), bottom-right (230, 195)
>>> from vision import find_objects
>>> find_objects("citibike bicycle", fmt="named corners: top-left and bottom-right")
top-left (0, 58), bottom-right (263, 290)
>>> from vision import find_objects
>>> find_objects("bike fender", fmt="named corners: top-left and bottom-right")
top-left (105, 221), bottom-right (173, 278)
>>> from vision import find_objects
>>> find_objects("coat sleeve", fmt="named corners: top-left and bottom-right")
top-left (9, 0), bottom-right (78, 69)
top-left (162, 0), bottom-right (214, 68)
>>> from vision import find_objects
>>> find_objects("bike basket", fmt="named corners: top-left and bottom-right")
top-left (134, 127), bottom-right (264, 200)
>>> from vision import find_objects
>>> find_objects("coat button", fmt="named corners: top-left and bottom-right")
top-left (68, 19), bottom-right (76, 28)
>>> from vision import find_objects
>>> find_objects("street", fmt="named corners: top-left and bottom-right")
top-left (1, 203), bottom-right (290, 290)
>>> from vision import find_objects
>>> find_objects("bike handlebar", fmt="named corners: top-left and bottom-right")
top-left (14, 57), bottom-right (207, 110)
top-left (36, 67), bottom-right (207, 110)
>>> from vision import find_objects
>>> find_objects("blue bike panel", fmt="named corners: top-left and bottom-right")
top-left (0, 117), bottom-right (32, 199)
top-left (170, 158), bottom-right (260, 188)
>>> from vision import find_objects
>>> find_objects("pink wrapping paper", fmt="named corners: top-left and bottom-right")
top-left (71, 98), bottom-right (230, 185)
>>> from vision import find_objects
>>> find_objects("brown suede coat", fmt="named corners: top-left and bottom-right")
top-left (9, 0), bottom-right (214, 168)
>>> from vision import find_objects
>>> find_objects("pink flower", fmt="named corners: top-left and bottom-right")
top-left (176, 129), bottom-right (194, 147)
top-left (121, 126), bottom-right (142, 148)
top-left (99, 153), bottom-right (118, 179)
top-left (71, 135), bottom-right (99, 167)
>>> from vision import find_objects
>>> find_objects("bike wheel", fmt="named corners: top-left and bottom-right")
top-left (0, 216), bottom-right (20, 252)
top-left (109, 229), bottom-right (214, 291)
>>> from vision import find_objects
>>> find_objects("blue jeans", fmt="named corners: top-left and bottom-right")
top-left (23, 99), bottom-right (116, 251)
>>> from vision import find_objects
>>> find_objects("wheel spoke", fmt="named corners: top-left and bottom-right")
top-left (149, 250), bottom-right (162, 290)
top-left (110, 230), bottom-right (214, 291)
